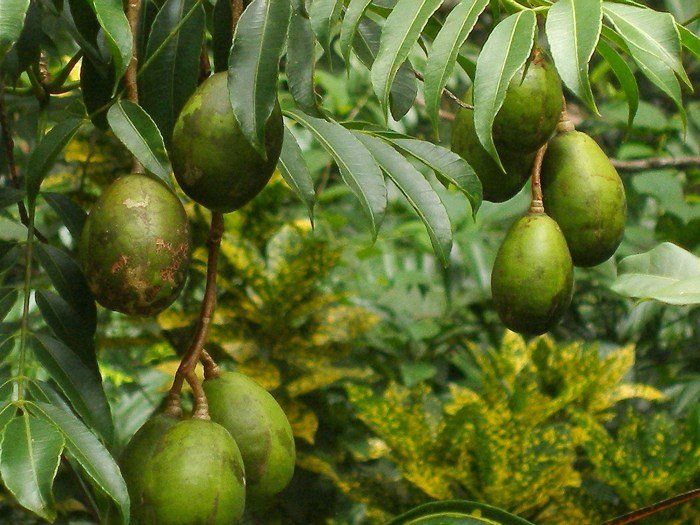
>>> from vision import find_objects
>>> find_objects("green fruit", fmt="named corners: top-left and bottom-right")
top-left (204, 372), bottom-right (295, 508)
top-left (171, 72), bottom-right (284, 213)
top-left (491, 52), bottom-right (563, 153)
top-left (452, 89), bottom-right (534, 202)
top-left (491, 213), bottom-right (574, 335)
top-left (541, 131), bottom-right (626, 267)
top-left (80, 174), bottom-right (190, 316)
top-left (121, 418), bottom-right (246, 525)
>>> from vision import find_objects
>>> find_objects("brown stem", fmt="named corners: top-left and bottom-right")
top-left (165, 212), bottom-right (225, 415)
top-left (601, 489), bottom-right (700, 525)
top-left (231, 0), bottom-right (244, 33)
top-left (201, 349), bottom-right (221, 379)
top-left (557, 95), bottom-right (575, 134)
top-left (414, 95), bottom-right (456, 121)
top-left (0, 80), bottom-right (48, 243)
top-left (414, 71), bottom-right (474, 110)
top-left (38, 53), bottom-right (52, 86)
top-left (529, 143), bottom-right (547, 214)
top-left (186, 371), bottom-right (210, 420)
top-left (611, 155), bottom-right (700, 171)
top-left (125, 0), bottom-right (144, 175)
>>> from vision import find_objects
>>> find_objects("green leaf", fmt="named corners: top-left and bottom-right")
top-left (309, 0), bottom-right (343, 58)
top-left (107, 100), bottom-right (171, 183)
top-left (387, 500), bottom-right (535, 525)
top-left (31, 333), bottom-right (113, 444)
top-left (0, 0), bottom-right (29, 61)
top-left (678, 23), bottom-right (700, 59)
top-left (25, 119), bottom-right (83, 207)
top-left (66, 0), bottom-right (103, 65)
top-left (287, 9), bottom-right (321, 115)
top-left (339, 0), bottom-right (372, 66)
top-left (370, 0), bottom-right (442, 116)
top-left (279, 127), bottom-right (316, 226)
top-left (139, 0), bottom-right (205, 147)
top-left (285, 109), bottom-right (386, 238)
top-left (355, 133), bottom-right (452, 266)
top-left (473, 10), bottom-right (536, 169)
top-left (42, 192), bottom-right (87, 240)
top-left (596, 39), bottom-right (638, 129)
top-left (228, 0), bottom-right (291, 156)
top-left (424, 0), bottom-right (488, 134)
top-left (2, 0), bottom-right (41, 82)
top-left (545, 0), bottom-right (601, 114)
top-left (0, 413), bottom-right (64, 522)
top-left (0, 187), bottom-right (25, 209)
top-left (611, 243), bottom-right (700, 305)
top-left (0, 243), bottom-right (21, 275)
top-left (379, 136), bottom-right (482, 216)
top-left (0, 287), bottom-right (18, 322)
top-left (80, 56), bottom-right (113, 131)
top-left (212, 0), bottom-right (232, 72)
top-left (33, 243), bottom-right (96, 335)
top-left (85, 0), bottom-right (133, 84)
top-left (28, 401), bottom-right (129, 524)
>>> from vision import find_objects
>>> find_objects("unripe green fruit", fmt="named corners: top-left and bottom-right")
top-left (541, 131), bottom-right (626, 267)
top-left (171, 72), bottom-right (284, 213)
top-left (80, 174), bottom-right (190, 316)
top-left (452, 89), bottom-right (534, 202)
top-left (204, 372), bottom-right (295, 508)
top-left (490, 53), bottom-right (563, 153)
top-left (491, 213), bottom-right (573, 335)
top-left (121, 417), bottom-right (246, 525)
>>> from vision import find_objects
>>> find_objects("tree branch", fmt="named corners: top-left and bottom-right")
top-left (611, 155), bottom-right (700, 171)
top-left (414, 71), bottom-right (473, 110)
top-left (125, 0), bottom-right (144, 174)
top-left (601, 489), bottom-right (700, 525)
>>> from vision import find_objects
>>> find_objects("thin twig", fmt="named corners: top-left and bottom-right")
top-left (47, 52), bottom-right (83, 91)
top-left (414, 71), bottom-right (473, 110)
top-left (529, 143), bottom-right (547, 214)
top-left (413, 95), bottom-right (456, 121)
top-left (601, 489), bottom-right (700, 525)
top-left (610, 155), bottom-right (700, 171)
top-left (125, 0), bottom-right (144, 174)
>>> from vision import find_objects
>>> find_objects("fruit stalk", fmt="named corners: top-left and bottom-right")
top-left (556, 95), bottom-right (575, 134)
top-left (202, 349), bottom-right (221, 379)
top-left (529, 143), bottom-right (547, 214)
top-left (125, 0), bottom-right (145, 174)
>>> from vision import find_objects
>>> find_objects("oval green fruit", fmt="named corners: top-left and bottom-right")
top-left (171, 72), bottom-right (284, 213)
top-left (204, 371), bottom-right (295, 508)
top-left (491, 52), bottom-right (563, 154)
top-left (80, 174), bottom-right (190, 316)
top-left (491, 213), bottom-right (573, 335)
top-left (122, 418), bottom-right (246, 525)
top-left (452, 89), bottom-right (534, 202)
top-left (541, 131), bottom-right (626, 267)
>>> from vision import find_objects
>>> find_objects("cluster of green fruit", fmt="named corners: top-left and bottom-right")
top-left (452, 51), bottom-right (626, 335)
top-left (120, 371), bottom-right (296, 524)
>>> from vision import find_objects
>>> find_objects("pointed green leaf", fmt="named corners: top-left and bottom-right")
top-left (355, 133), bottom-right (452, 265)
top-left (309, 0), bottom-right (343, 58)
top-left (28, 401), bottom-right (129, 525)
top-left (287, 9), bottom-right (321, 115)
top-left (425, 0), bottom-right (488, 134)
top-left (678, 23), bottom-right (700, 59)
top-left (42, 192), bottom-right (87, 240)
top-left (25, 119), bottom-right (83, 207)
top-left (339, 0), bottom-right (372, 66)
top-left (0, 187), bottom-right (25, 210)
top-left (545, 0), bottom-right (601, 114)
top-left (139, 0), bottom-right (205, 147)
top-left (0, 0), bottom-right (29, 61)
top-left (285, 109), bottom-right (386, 237)
top-left (596, 39), bottom-right (638, 129)
top-left (371, 0), bottom-right (442, 116)
top-left (228, 0), bottom-right (291, 156)
top-left (85, 0), bottom-right (133, 84)
top-left (473, 10), bottom-right (536, 169)
top-left (0, 413), bottom-right (64, 522)
top-left (0, 287), bottom-right (17, 322)
top-left (279, 127), bottom-right (315, 225)
top-left (107, 100), bottom-right (171, 183)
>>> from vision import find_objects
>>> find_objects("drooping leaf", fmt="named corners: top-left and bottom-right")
top-left (473, 10), bottom-right (536, 168)
top-left (424, 0), bottom-right (488, 134)
top-left (107, 100), bottom-right (171, 183)
top-left (228, 0), bottom-right (291, 156)
top-left (287, 9), bottom-right (320, 115)
top-left (0, 413), bottom-right (64, 522)
top-left (677, 23), bottom-right (700, 59)
top-left (0, 287), bottom-right (18, 322)
top-left (31, 333), bottom-right (113, 444)
top-left (355, 133), bottom-right (452, 265)
top-left (2, 0), bottom-right (41, 82)
top-left (279, 127), bottom-right (316, 225)
top-left (0, 0), bottom-right (30, 61)
top-left (0, 187), bottom-right (25, 210)
top-left (545, 0), bottom-right (602, 114)
top-left (28, 401), bottom-right (129, 524)
top-left (25, 119), bottom-right (83, 207)
top-left (387, 500), bottom-right (535, 525)
top-left (42, 192), bottom-right (87, 240)
top-left (370, 0), bottom-right (442, 116)
top-left (84, 0), bottom-right (133, 84)
top-left (80, 56), bottom-right (113, 131)
top-left (285, 109), bottom-right (386, 238)
top-left (309, 0), bottom-right (342, 58)
top-left (596, 39), bottom-right (639, 129)
top-left (339, 0), bottom-right (372, 66)
top-left (139, 0), bottom-right (205, 147)
top-left (66, 0), bottom-right (103, 64)
top-left (611, 243), bottom-right (700, 305)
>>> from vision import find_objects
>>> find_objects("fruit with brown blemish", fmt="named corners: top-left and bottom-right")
top-left (171, 72), bottom-right (284, 213)
top-left (204, 371), bottom-right (296, 509)
top-left (80, 174), bottom-right (190, 316)
top-left (491, 213), bottom-right (574, 334)
top-left (120, 417), bottom-right (246, 524)
top-left (541, 131), bottom-right (626, 267)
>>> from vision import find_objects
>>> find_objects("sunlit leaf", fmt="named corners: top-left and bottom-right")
top-left (596, 39), bottom-right (639, 129)
top-left (278, 127), bottom-right (316, 225)
top-left (0, 0), bottom-right (30, 60)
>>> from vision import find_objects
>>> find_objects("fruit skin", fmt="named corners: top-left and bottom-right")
top-left (80, 174), bottom-right (190, 316)
top-left (452, 89), bottom-right (534, 202)
top-left (171, 72), bottom-right (284, 213)
top-left (541, 131), bottom-right (626, 267)
top-left (491, 213), bottom-right (574, 335)
top-left (121, 417), bottom-right (246, 525)
top-left (204, 371), bottom-right (296, 508)
top-left (491, 52), bottom-right (563, 154)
